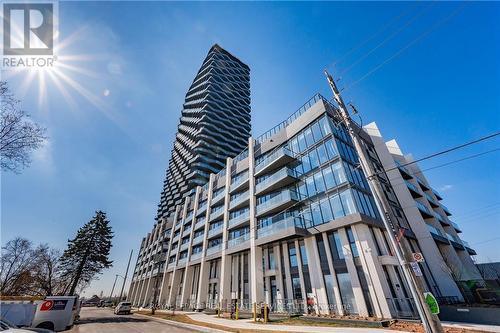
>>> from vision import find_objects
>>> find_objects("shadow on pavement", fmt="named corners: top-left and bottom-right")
top-left (78, 316), bottom-right (150, 325)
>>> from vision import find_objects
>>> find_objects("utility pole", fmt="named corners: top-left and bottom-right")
top-left (108, 274), bottom-right (119, 303)
top-left (118, 249), bottom-right (133, 302)
top-left (324, 69), bottom-right (443, 333)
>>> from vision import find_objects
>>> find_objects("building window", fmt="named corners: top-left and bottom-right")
top-left (289, 244), bottom-right (298, 267)
top-left (292, 275), bottom-right (302, 300)
top-left (333, 231), bottom-right (345, 260)
top-left (346, 227), bottom-right (359, 257)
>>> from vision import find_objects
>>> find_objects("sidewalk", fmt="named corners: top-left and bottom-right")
top-left (186, 312), bottom-right (401, 333)
top-left (442, 321), bottom-right (500, 333)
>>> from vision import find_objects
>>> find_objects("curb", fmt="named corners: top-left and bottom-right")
top-left (133, 312), bottom-right (229, 333)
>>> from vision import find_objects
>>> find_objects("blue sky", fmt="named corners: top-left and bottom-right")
top-left (2, 1), bottom-right (499, 297)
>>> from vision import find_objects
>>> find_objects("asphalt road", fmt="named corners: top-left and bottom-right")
top-left (67, 307), bottom-right (200, 333)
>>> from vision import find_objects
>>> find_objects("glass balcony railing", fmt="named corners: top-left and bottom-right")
top-left (211, 191), bottom-right (225, 205)
top-left (257, 216), bottom-right (306, 239)
top-left (446, 233), bottom-right (464, 248)
top-left (440, 203), bottom-right (452, 216)
top-left (197, 204), bottom-right (207, 216)
top-left (206, 244), bottom-right (222, 256)
top-left (450, 220), bottom-right (462, 233)
top-left (172, 235), bottom-right (180, 243)
top-left (416, 177), bottom-right (429, 190)
top-left (190, 251), bottom-right (202, 261)
top-left (405, 180), bottom-right (421, 196)
top-left (432, 187), bottom-right (443, 201)
top-left (228, 211), bottom-right (250, 229)
top-left (415, 201), bottom-right (433, 218)
top-left (229, 191), bottom-right (249, 210)
top-left (256, 190), bottom-right (299, 216)
top-left (255, 147), bottom-right (296, 175)
top-left (230, 172), bottom-right (249, 192)
top-left (177, 257), bottom-right (187, 266)
top-left (395, 161), bottom-right (412, 179)
top-left (182, 228), bottom-right (191, 238)
top-left (194, 220), bottom-right (205, 230)
top-left (426, 224), bottom-right (447, 240)
top-left (227, 232), bottom-right (250, 248)
top-left (433, 212), bottom-right (449, 225)
top-left (209, 208), bottom-right (224, 221)
top-left (424, 192), bottom-right (439, 207)
top-left (191, 234), bottom-right (204, 245)
top-left (207, 226), bottom-right (223, 238)
top-left (180, 242), bottom-right (189, 252)
top-left (256, 167), bottom-right (298, 194)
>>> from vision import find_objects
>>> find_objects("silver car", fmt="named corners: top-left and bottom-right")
top-left (113, 302), bottom-right (131, 315)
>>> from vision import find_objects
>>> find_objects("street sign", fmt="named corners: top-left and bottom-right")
top-left (412, 252), bottom-right (424, 262)
top-left (424, 292), bottom-right (440, 315)
top-left (410, 262), bottom-right (423, 277)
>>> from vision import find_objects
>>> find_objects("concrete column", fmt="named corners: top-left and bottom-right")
top-left (195, 174), bottom-right (215, 310)
top-left (294, 240), bottom-right (308, 312)
top-left (248, 138), bottom-right (264, 304)
top-left (321, 232), bottom-right (344, 316)
top-left (274, 244), bottom-right (285, 312)
top-left (304, 236), bottom-right (329, 314)
top-left (180, 265), bottom-right (195, 308)
top-left (352, 224), bottom-right (392, 318)
top-left (281, 242), bottom-right (293, 304)
top-left (167, 199), bottom-right (189, 307)
top-left (218, 158), bottom-right (233, 307)
top-left (158, 211), bottom-right (180, 305)
top-left (338, 228), bottom-right (369, 317)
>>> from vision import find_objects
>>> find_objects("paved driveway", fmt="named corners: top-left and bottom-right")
top-left (68, 307), bottom-right (207, 333)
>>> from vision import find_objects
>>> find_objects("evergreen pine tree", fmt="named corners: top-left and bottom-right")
top-left (60, 211), bottom-right (113, 295)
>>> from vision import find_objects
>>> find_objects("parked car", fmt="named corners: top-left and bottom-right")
top-left (0, 319), bottom-right (54, 333)
top-left (31, 296), bottom-right (80, 332)
top-left (114, 302), bottom-right (131, 315)
top-left (102, 301), bottom-right (114, 308)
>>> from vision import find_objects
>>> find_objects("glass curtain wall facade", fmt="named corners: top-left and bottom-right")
top-left (129, 93), bottom-right (481, 320)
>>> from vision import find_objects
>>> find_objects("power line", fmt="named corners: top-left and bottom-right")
top-left (330, 2), bottom-right (420, 69)
top-left (344, 2), bottom-right (468, 92)
top-left (339, 2), bottom-right (435, 77)
top-left (369, 131), bottom-right (500, 179)
top-left (472, 237), bottom-right (500, 246)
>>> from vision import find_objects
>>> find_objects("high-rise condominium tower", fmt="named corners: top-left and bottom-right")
top-left (157, 44), bottom-right (251, 220)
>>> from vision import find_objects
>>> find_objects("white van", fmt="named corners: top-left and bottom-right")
top-left (31, 296), bottom-right (80, 332)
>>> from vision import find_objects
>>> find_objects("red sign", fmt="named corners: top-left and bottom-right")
top-left (40, 300), bottom-right (54, 311)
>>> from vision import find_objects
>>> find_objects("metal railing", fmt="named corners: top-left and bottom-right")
top-left (255, 93), bottom-right (326, 144)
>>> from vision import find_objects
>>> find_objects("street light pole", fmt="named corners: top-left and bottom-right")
top-left (108, 274), bottom-right (119, 302)
top-left (118, 249), bottom-right (133, 302)
top-left (324, 69), bottom-right (443, 333)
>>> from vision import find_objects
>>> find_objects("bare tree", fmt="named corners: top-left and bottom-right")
top-left (31, 245), bottom-right (62, 296)
top-left (0, 81), bottom-right (47, 173)
top-left (0, 238), bottom-right (38, 295)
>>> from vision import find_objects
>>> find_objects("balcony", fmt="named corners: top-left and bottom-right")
top-left (416, 177), bottom-right (430, 191)
top-left (211, 191), bottom-right (225, 205)
top-left (180, 242), bottom-right (189, 252)
top-left (227, 232), bottom-right (250, 248)
top-left (432, 187), bottom-right (443, 201)
top-left (461, 240), bottom-right (476, 255)
top-left (405, 180), bottom-right (422, 198)
top-left (228, 211), bottom-right (250, 229)
top-left (229, 191), bottom-right (249, 210)
top-left (450, 220), bottom-right (462, 233)
top-left (191, 234), bottom-right (204, 245)
top-left (255, 147), bottom-right (297, 176)
top-left (424, 192), bottom-right (439, 208)
top-left (433, 212), bottom-right (450, 226)
top-left (256, 216), bottom-right (308, 244)
top-left (440, 203), bottom-right (452, 216)
top-left (230, 172), bottom-right (249, 193)
top-left (177, 257), bottom-right (187, 266)
top-left (172, 234), bottom-right (180, 243)
top-left (415, 201), bottom-right (433, 219)
top-left (256, 167), bottom-right (298, 195)
top-left (194, 220), bottom-right (205, 231)
top-left (209, 208), bottom-right (224, 221)
top-left (446, 233), bottom-right (465, 250)
top-left (190, 251), bottom-right (202, 261)
top-left (206, 244), bottom-right (222, 256)
top-left (396, 161), bottom-right (412, 180)
top-left (196, 204), bottom-right (207, 216)
top-left (426, 224), bottom-right (449, 244)
top-left (182, 228), bottom-right (191, 238)
top-left (256, 190), bottom-right (300, 217)
top-left (207, 226), bottom-right (223, 238)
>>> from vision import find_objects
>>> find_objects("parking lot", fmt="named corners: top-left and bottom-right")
top-left (68, 307), bottom-right (200, 333)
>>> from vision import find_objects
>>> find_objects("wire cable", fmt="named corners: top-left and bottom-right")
top-left (369, 131), bottom-right (500, 179)
top-left (344, 2), bottom-right (468, 92)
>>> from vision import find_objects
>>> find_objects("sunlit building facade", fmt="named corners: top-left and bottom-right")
top-left (129, 94), bottom-right (481, 319)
